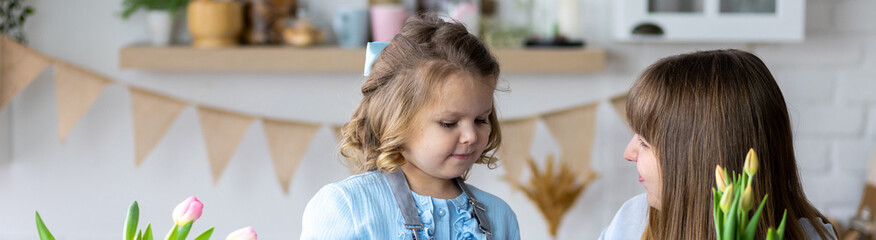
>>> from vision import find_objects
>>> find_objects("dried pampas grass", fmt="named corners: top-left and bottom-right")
top-left (508, 154), bottom-right (597, 237)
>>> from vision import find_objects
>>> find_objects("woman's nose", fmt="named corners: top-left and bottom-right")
top-left (623, 136), bottom-right (638, 162)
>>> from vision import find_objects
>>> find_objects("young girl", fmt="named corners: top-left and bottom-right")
top-left (300, 15), bottom-right (520, 240)
top-left (600, 49), bottom-right (837, 239)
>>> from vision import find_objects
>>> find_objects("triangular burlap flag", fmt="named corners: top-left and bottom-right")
top-left (541, 103), bottom-right (599, 181)
top-left (610, 94), bottom-right (628, 125)
top-left (197, 106), bottom-right (256, 184)
top-left (54, 61), bottom-right (111, 142)
top-left (497, 117), bottom-right (537, 185)
top-left (331, 124), bottom-right (344, 143)
top-left (263, 118), bottom-right (321, 193)
top-left (130, 88), bottom-right (188, 166)
top-left (1, 35), bottom-right (51, 110)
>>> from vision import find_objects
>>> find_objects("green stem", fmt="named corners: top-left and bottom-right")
top-left (175, 222), bottom-right (194, 240)
top-left (164, 224), bottom-right (177, 240)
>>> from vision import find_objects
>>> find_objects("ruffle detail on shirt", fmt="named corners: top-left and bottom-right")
top-left (408, 193), bottom-right (436, 239)
top-left (450, 195), bottom-right (486, 240)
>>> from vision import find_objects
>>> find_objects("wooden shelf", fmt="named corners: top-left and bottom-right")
top-left (119, 45), bottom-right (605, 74)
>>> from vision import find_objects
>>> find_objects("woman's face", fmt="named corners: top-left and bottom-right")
top-left (624, 134), bottom-right (662, 209)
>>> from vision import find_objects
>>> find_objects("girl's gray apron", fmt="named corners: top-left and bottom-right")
top-left (385, 170), bottom-right (493, 240)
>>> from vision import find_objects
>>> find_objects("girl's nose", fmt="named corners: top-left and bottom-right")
top-left (460, 125), bottom-right (477, 145)
top-left (623, 136), bottom-right (639, 162)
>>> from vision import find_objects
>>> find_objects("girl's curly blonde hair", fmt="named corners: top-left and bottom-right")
top-left (339, 14), bottom-right (502, 174)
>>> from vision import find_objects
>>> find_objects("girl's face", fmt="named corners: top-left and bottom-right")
top-left (402, 73), bottom-right (494, 182)
top-left (624, 134), bottom-right (662, 209)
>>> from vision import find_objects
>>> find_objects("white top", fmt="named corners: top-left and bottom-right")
top-left (600, 193), bottom-right (837, 240)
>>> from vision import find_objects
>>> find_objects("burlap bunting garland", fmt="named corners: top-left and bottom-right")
top-left (497, 117), bottom-right (537, 185)
top-left (541, 103), bottom-right (600, 182)
top-left (1, 34), bottom-right (631, 194)
top-left (263, 118), bottom-right (321, 193)
top-left (1, 35), bottom-right (50, 110)
top-left (130, 88), bottom-right (187, 166)
top-left (53, 61), bottom-right (112, 142)
top-left (197, 106), bottom-right (256, 184)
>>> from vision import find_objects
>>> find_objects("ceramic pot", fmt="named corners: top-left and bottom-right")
top-left (188, 0), bottom-right (243, 48)
top-left (147, 11), bottom-right (174, 46)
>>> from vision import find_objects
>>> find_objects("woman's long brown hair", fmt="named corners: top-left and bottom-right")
top-left (627, 49), bottom-right (835, 239)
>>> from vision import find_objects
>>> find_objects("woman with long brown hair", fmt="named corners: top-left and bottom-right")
top-left (600, 49), bottom-right (837, 239)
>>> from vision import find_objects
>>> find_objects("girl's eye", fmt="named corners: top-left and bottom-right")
top-left (441, 122), bottom-right (457, 128)
top-left (475, 118), bottom-right (489, 124)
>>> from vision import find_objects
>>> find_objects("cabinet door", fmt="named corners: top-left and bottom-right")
top-left (614, 0), bottom-right (804, 42)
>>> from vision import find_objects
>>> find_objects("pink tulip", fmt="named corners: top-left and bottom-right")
top-left (226, 226), bottom-right (257, 240)
top-left (172, 196), bottom-right (203, 225)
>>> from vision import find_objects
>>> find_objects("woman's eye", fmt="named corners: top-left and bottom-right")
top-left (441, 122), bottom-right (457, 128)
top-left (475, 118), bottom-right (489, 124)
top-left (639, 141), bottom-right (649, 148)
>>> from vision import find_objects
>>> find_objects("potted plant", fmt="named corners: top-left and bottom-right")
top-left (121, 0), bottom-right (190, 46)
top-left (0, 0), bottom-right (36, 44)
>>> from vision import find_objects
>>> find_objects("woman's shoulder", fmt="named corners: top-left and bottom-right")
top-left (800, 217), bottom-right (838, 240)
top-left (600, 193), bottom-right (649, 240)
top-left (621, 193), bottom-right (650, 213)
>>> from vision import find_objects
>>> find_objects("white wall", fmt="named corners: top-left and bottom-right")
top-left (1, 0), bottom-right (874, 239)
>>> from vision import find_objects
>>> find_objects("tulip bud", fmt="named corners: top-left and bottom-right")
top-left (172, 196), bottom-right (203, 226)
top-left (744, 148), bottom-right (758, 177)
top-left (716, 165), bottom-right (728, 192)
top-left (720, 184), bottom-right (734, 213)
top-left (226, 226), bottom-right (257, 240)
top-left (741, 185), bottom-right (754, 212)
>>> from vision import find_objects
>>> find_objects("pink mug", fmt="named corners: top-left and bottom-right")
top-left (370, 5), bottom-right (409, 42)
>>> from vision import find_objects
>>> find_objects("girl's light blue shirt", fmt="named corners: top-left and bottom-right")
top-left (301, 171), bottom-right (520, 240)
top-left (600, 193), bottom-right (837, 240)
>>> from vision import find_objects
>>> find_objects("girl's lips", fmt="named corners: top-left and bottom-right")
top-left (451, 154), bottom-right (471, 160)
top-left (638, 175), bottom-right (644, 183)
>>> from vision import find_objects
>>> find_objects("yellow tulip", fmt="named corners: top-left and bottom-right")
top-left (744, 148), bottom-right (758, 177)
top-left (720, 184), bottom-right (734, 213)
top-left (741, 185), bottom-right (754, 212)
top-left (716, 165), bottom-right (728, 192)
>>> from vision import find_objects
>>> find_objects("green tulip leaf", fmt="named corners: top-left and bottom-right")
top-left (144, 223), bottom-right (154, 240)
top-left (164, 224), bottom-right (178, 240)
top-left (722, 193), bottom-right (739, 240)
top-left (126, 201), bottom-right (140, 240)
top-left (777, 210), bottom-right (787, 240)
top-left (744, 195), bottom-right (769, 240)
top-left (193, 227), bottom-right (214, 240)
top-left (35, 211), bottom-right (56, 240)
top-left (713, 188), bottom-right (723, 240)
top-left (766, 227), bottom-right (777, 240)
